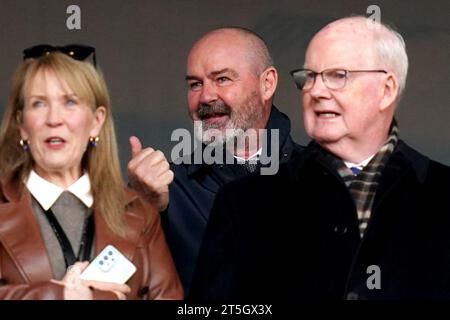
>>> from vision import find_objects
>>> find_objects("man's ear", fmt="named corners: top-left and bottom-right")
top-left (260, 67), bottom-right (278, 102)
top-left (379, 72), bottom-right (399, 111)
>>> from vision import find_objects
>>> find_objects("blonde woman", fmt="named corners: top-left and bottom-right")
top-left (0, 46), bottom-right (183, 299)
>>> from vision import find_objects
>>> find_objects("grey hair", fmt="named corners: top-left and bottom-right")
top-left (372, 24), bottom-right (409, 96)
top-left (337, 15), bottom-right (409, 97)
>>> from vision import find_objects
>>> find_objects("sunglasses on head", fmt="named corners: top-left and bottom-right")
top-left (23, 44), bottom-right (97, 66)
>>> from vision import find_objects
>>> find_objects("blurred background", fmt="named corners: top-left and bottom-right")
top-left (1, 0), bottom-right (449, 173)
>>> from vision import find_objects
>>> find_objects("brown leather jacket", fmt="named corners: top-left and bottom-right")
top-left (0, 177), bottom-right (183, 299)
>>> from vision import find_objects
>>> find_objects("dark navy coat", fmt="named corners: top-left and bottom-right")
top-left (191, 141), bottom-right (450, 300)
top-left (162, 106), bottom-right (302, 293)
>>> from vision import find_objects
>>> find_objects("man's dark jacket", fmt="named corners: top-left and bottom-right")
top-left (190, 140), bottom-right (450, 300)
top-left (161, 106), bottom-right (302, 293)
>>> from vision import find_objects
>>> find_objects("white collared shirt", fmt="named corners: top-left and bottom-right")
top-left (25, 170), bottom-right (93, 211)
top-left (344, 154), bottom-right (375, 172)
top-left (234, 148), bottom-right (262, 162)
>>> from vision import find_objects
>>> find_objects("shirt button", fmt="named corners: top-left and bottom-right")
top-left (334, 225), bottom-right (348, 235)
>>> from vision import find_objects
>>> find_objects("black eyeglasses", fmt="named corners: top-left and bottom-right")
top-left (23, 44), bottom-right (97, 66)
top-left (290, 68), bottom-right (387, 91)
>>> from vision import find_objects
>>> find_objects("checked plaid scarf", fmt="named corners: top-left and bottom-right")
top-left (324, 120), bottom-right (399, 237)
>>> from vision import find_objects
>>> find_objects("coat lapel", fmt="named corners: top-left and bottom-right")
top-left (0, 182), bottom-right (53, 283)
top-left (94, 189), bottom-right (144, 262)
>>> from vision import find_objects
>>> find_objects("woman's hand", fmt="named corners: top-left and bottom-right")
top-left (83, 279), bottom-right (131, 300)
top-left (51, 262), bottom-right (93, 300)
top-left (51, 261), bottom-right (131, 300)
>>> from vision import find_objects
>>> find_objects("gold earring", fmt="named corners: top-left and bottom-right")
top-left (19, 139), bottom-right (29, 151)
top-left (89, 136), bottom-right (99, 147)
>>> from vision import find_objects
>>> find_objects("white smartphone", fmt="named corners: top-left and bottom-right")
top-left (80, 245), bottom-right (136, 284)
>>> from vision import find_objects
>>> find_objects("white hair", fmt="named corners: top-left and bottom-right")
top-left (372, 24), bottom-right (409, 97)
top-left (328, 16), bottom-right (409, 98)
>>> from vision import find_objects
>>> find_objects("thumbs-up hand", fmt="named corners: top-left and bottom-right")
top-left (127, 136), bottom-right (173, 211)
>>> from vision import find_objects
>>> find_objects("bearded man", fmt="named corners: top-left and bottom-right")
top-left (128, 27), bottom-right (301, 294)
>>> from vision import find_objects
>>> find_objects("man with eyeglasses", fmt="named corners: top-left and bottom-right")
top-left (190, 16), bottom-right (450, 300)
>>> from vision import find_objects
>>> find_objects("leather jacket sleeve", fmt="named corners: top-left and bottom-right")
top-left (139, 199), bottom-right (184, 299)
top-left (0, 281), bottom-right (64, 299)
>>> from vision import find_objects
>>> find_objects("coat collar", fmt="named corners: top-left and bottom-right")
top-left (392, 140), bottom-right (429, 183)
top-left (287, 139), bottom-right (430, 184)
top-left (185, 105), bottom-right (295, 177)
top-left (93, 188), bottom-right (146, 262)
